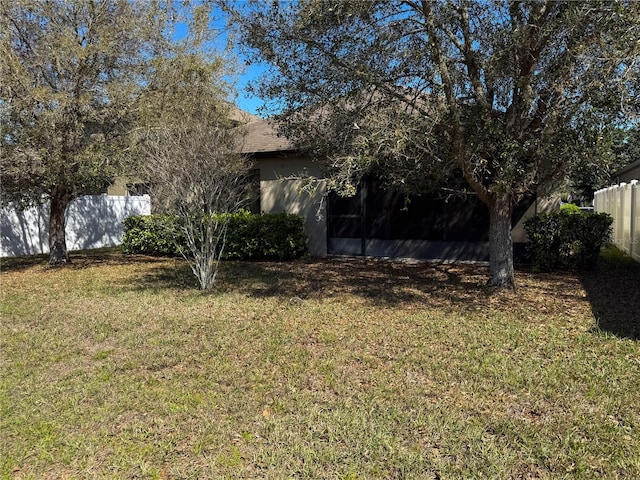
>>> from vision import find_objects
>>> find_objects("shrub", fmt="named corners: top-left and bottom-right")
top-left (122, 215), bottom-right (185, 256)
top-left (523, 210), bottom-right (612, 272)
top-left (522, 213), bottom-right (565, 272)
top-left (571, 212), bottom-right (614, 270)
top-left (122, 212), bottom-right (308, 260)
top-left (559, 202), bottom-right (583, 215)
top-left (223, 211), bottom-right (308, 260)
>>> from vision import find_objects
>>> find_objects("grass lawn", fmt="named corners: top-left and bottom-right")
top-left (1, 248), bottom-right (639, 479)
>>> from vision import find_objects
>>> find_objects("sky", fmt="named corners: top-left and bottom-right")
top-left (231, 62), bottom-right (270, 117)
top-left (175, 5), bottom-right (271, 118)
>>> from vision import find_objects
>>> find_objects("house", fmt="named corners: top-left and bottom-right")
top-left (614, 158), bottom-right (640, 184)
top-left (240, 112), bottom-right (555, 261)
top-left (106, 107), bottom-right (552, 261)
top-left (105, 109), bottom-right (329, 256)
top-left (238, 112), bottom-right (328, 257)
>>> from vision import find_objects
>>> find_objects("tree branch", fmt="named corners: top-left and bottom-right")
top-left (457, 0), bottom-right (488, 109)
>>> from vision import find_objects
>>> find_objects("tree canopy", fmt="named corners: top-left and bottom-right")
top-left (226, 0), bottom-right (640, 287)
top-left (0, 0), bottom-right (232, 264)
top-left (567, 126), bottom-right (639, 205)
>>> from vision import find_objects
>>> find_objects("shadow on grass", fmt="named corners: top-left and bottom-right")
top-left (4, 248), bottom-right (592, 316)
top-left (232, 258), bottom-right (492, 307)
top-left (579, 249), bottom-right (640, 340)
top-left (124, 255), bottom-right (586, 316)
top-left (129, 258), bottom-right (199, 290)
top-left (122, 257), bottom-right (600, 320)
top-left (121, 255), bottom-right (495, 306)
top-left (0, 247), bottom-right (171, 273)
top-left (0, 252), bottom-right (50, 271)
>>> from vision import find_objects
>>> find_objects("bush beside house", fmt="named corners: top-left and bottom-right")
top-left (524, 210), bottom-right (613, 272)
top-left (122, 212), bottom-right (308, 260)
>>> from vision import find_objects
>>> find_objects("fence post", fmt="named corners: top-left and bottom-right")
top-left (618, 184), bottom-right (626, 253)
top-left (631, 180), bottom-right (638, 261)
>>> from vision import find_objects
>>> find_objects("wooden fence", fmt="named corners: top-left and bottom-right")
top-left (1, 195), bottom-right (151, 257)
top-left (594, 180), bottom-right (640, 262)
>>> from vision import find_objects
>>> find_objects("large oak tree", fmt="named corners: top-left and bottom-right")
top-left (226, 0), bottom-right (640, 287)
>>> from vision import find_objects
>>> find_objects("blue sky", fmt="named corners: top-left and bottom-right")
top-left (174, 5), bottom-right (271, 117)
top-left (231, 62), bottom-right (270, 116)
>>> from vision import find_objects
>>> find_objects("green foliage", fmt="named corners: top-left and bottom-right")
top-left (122, 212), bottom-right (308, 260)
top-left (226, 0), bottom-right (640, 287)
top-left (565, 126), bottom-right (635, 205)
top-left (559, 203), bottom-right (583, 214)
top-left (224, 211), bottom-right (309, 260)
top-left (0, 1), bottom-right (168, 205)
top-left (524, 211), bottom-right (613, 272)
top-left (0, 1), bottom-right (231, 264)
top-left (121, 215), bottom-right (186, 257)
top-left (524, 213), bottom-right (564, 272)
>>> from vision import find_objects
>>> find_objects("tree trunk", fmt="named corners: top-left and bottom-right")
top-left (487, 194), bottom-right (515, 289)
top-left (49, 187), bottom-right (72, 265)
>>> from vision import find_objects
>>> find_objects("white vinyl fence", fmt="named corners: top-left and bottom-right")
top-left (594, 180), bottom-right (640, 262)
top-left (1, 195), bottom-right (151, 257)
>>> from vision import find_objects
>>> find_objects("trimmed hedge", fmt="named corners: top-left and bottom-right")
top-left (224, 211), bottom-right (309, 260)
top-left (122, 211), bottom-right (308, 260)
top-left (121, 214), bottom-right (187, 256)
top-left (523, 210), bottom-right (612, 272)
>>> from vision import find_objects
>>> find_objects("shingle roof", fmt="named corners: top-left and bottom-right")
top-left (237, 117), bottom-right (295, 154)
top-left (230, 107), bottom-right (295, 154)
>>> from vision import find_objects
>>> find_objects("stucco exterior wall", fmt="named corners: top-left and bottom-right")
top-left (511, 195), bottom-right (561, 243)
top-left (107, 177), bottom-right (128, 196)
top-left (256, 156), bottom-right (327, 256)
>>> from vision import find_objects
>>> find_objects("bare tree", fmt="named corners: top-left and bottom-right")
top-left (142, 119), bottom-right (252, 290)
top-left (138, 42), bottom-right (253, 289)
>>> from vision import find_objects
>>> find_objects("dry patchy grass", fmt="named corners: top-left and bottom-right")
top-left (1, 250), bottom-right (639, 479)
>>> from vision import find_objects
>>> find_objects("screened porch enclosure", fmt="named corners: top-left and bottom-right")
top-left (326, 178), bottom-right (528, 261)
